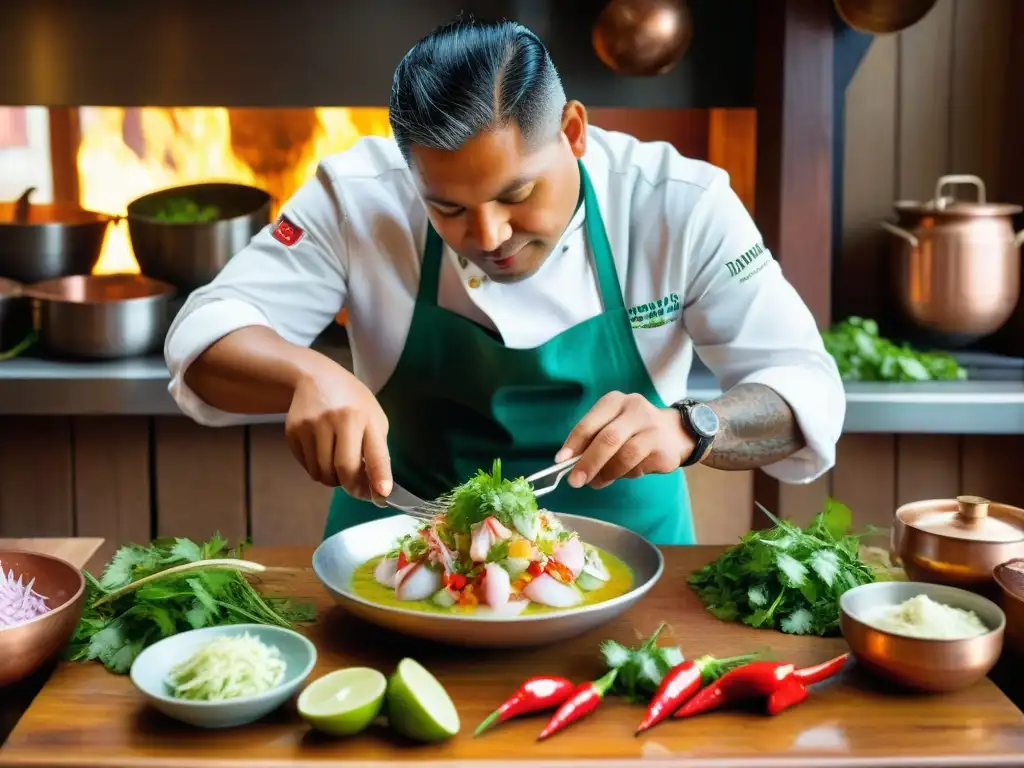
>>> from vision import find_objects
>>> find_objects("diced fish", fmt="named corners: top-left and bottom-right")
top-left (523, 573), bottom-right (583, 608)
top-left (582, 545), bottom-right (611, 581)
top-left (470, 517), bottom-right (514, 562)
top-left (395, 563), bottom-right (441, 601)
top-left (482, 562), bottom-right (511, 609)
top-left (374, 557), bottom-right (399, 587)
top-left (553, 536), bottom-right (585, 578)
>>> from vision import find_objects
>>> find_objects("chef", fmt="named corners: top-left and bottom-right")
top-left (163, 18), bottom-right (845, 546)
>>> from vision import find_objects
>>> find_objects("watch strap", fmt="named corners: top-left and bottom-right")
top-left (675, 399), bottom-right (715, 468)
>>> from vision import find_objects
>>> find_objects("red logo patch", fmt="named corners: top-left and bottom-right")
top-left (271, 215), bottom-right (305, 247)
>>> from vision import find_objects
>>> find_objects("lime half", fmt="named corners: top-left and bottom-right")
top-left (385, 658), bottom-right (460, 742)
top-left (297, 667), bottom-right (387, 737)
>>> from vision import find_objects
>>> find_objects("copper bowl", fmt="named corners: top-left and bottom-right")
top-left (0, 550), bottom-right (86, 687)
top-left (892, 496), bottom-right (1024, 592)
top-left (840, 581), bottom-right (1005, 693)
top-left (993, 560), bottom-right (1024, 657)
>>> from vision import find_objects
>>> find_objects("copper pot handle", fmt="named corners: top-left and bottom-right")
top-left (880, 220), bottom-right (919, 247)
top-left (934, 174), bottom-right (986, 209)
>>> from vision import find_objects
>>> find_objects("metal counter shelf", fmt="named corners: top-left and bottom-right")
top-left (0, 348), bottom-right (1022, 434)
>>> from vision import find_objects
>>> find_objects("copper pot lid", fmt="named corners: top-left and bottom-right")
top-left (893, 174), bottom-right (1023, 219)
top-left (898, 495), bottom-right (1024, 544)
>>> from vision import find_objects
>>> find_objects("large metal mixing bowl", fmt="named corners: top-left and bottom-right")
top-left (126, 182), bottom-right (272, 293)
top-left (312, 513), bottom-right (663, 648)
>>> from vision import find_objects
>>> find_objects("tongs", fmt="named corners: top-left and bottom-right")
top-left (369, 456), bottom-right (583, 523)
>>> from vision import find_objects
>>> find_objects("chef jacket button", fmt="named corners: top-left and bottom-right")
top-left (468, 277), bottom-right (482, 289)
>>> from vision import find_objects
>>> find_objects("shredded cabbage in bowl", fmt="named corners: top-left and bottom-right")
top-left (166, 632), bottom-right (287, 701)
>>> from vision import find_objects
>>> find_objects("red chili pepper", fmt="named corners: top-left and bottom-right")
top-left (537, 669), bottom-right (617, 741)
top-left (635, 653), bottom-right (758, 734)
top-left (527, 561), bottom-right (544, 577)
top-left (473, 675), bottom-right (575, 736)
top-left (766, 678), bottom-right (808, 715)
top-left (673, 661), bottom-right (795, 719)
top-left (791, 653), bottom-right (849, 686)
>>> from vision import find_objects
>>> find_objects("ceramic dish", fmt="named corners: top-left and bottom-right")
top-left (129, 624), bottom-right (317, 728)
top-left (839, 581), bottom-right (1005, 693)
top-left (312, 513), bottom-right (663, 648)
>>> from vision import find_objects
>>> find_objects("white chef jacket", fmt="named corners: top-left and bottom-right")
top-left (164, 125), bottom-right (845, 484)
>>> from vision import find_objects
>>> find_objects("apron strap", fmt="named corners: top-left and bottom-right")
top-left (578, 159), bottom-right (627, 313)
top-left (417, 159), bottom-right (626, 313)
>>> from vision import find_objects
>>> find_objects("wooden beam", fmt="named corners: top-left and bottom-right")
top-left (751, 0), bottom-right (836, 524)
top-left (754, 0), bottom-right (835, 330)
top-left (46, 108), bottom-right (80, 205)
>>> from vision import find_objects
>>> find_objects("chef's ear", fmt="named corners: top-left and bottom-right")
top-left (561, 100), bottom-right (588, 158)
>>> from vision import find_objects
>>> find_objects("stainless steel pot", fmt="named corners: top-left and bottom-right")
top-left (0, 187), bottom-right (116, 284)
top-left (126, 182), bottom-right (272, 293)
top-left (880, 174), bottom-right (1023, 346)
top-left (25, 274), bottom-right (176, 359)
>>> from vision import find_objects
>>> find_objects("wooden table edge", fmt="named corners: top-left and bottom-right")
top-left (2, 756), bottom-right (1024, 768)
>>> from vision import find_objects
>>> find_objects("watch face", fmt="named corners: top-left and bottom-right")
top-left (690, 403), bottom-right (720, 437)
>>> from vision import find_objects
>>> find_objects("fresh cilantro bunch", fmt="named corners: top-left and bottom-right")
top-left (688, 499), bottom-right (880, 636)
top-left (64, 534), bottom-right (315, 674)
top-left (822, 316), bottom-right (966, 382)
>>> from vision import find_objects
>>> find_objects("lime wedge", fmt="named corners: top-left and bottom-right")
top-left (297, 667), bottom-right (386, 737)
top-left (385, 658), bottom-right (460, 742)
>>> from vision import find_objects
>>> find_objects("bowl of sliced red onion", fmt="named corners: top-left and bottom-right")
top-left (0, 549), bottom-right (85, 687)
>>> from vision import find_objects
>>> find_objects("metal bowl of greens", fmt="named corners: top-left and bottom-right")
top-left (312, 487), bottom-right (664, 648)
top-left (126, 182), bottom-right (272, 294)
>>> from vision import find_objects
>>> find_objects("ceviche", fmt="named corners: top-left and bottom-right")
top-left (358, 460), bottom-right (632, 615)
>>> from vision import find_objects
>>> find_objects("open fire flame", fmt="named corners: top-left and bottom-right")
top-left (78, 107), bottom-right (393, 275)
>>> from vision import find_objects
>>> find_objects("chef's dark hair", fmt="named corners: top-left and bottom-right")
top-left (389, 17), bottom-right (566, 161)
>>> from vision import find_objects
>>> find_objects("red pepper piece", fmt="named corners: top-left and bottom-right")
top-left (449, 572), bottom-right (467, 590)
top-left (673, 661), bottom-right (796, 719)
top-left (474, 675), bottom-right (575, 736)
top-left (537, 669), bottom-right (618, 741)
top-left (766, 678), bottom-right (808, 715)
top-left (635, 653), bottom-right (758, 734)
top-left (397, 551), bottom-right (408, 570)
top-left (791, 652), bottom-right (849, 686)
top-left (527, 561), bottom-right (544, 577)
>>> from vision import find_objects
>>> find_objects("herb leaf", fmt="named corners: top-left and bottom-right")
top-left (64, 535), bottom-right (316, 674)
top-left (688, 498), bottom-right (882, 637)
top-left (822, 316), bottom-right (967, 382)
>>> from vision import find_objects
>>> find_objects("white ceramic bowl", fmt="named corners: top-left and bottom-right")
top-left (312, 512), bottom-right (664, 648)
top-left (129, 624), bottom-right (317, 728)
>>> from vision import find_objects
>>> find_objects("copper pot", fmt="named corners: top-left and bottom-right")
top-left (833, 0), bottom-right (939, 34)
top-left (592, 0), bottom-right (693, 77)
top-left (892, 495), bottom-right (1024, 595)
top-left (880, 174), bottom-right (1023, 346)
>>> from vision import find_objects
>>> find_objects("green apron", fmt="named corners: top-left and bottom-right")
top-left (325, 160), bottom-right (695, 546)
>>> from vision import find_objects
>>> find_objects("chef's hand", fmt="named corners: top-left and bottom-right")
top-left (285, 368), bottom-right (393, 500)
top-left (554, 392), bottom-right (694, 490)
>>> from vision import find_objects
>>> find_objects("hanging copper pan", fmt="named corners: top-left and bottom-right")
top-left (833, 0), bottom-right (939, 34)
top-left (592, 0), bottom-right (693, 77)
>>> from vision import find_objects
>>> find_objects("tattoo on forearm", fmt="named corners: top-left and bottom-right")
top-left (703, 383), bottom-right (806, 470)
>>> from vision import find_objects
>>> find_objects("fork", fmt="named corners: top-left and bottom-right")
top-left (371, 481), bottom-right (447, 523)
top-left (371, 456), bottom-right (583, 523)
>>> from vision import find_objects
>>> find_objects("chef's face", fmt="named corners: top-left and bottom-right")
top-left (409, 101), bottom-right (588, 283)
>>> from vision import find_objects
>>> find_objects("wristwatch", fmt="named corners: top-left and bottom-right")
top-left (671, 398), bottom-right (720, 467)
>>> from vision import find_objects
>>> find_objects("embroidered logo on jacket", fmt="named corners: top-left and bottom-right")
top-left (726, 240), bottom-right (769, 282)
top-left (272, 215), bottom-right (305, 247)
top-left (628, 292), bottom-right (681, 329)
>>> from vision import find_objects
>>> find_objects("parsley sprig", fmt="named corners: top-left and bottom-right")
top-left (63, 534), bottom-right (315, 674)
top-left (688, 499), bottom-right (883, 636)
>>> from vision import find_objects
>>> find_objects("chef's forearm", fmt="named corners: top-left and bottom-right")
top-left (702, 383), bottom-right (806, 470)
top-left (183, 326), bottom-right (337, 414)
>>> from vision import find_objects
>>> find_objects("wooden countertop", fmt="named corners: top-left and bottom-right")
top-left (2, 545), bottom-right (1024, 767)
